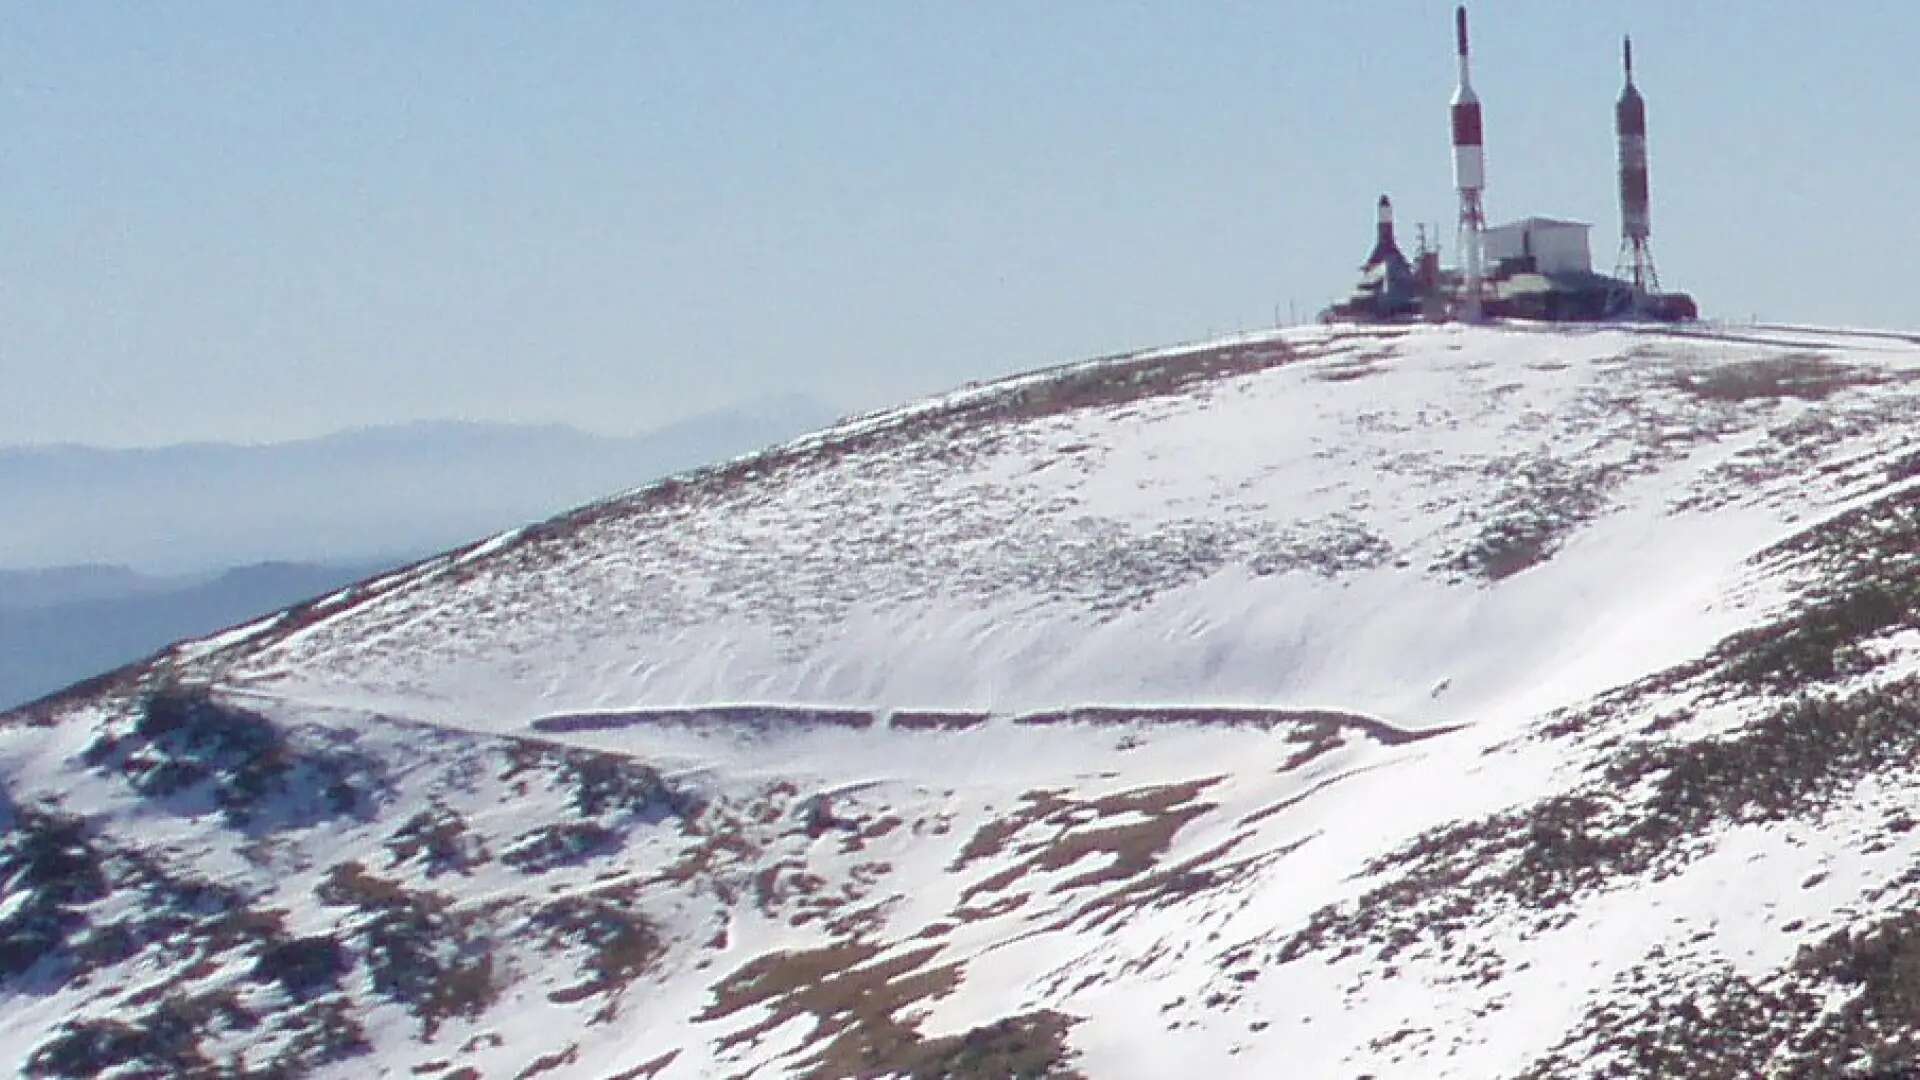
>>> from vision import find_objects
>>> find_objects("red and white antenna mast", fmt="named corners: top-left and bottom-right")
top-left (1450, 5), bottom-right (1488, 321)
top-left (1615, 35), bottom-right (1660, 295)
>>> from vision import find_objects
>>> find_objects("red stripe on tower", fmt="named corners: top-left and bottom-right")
top-left (1452, 107), bottom-right (1483, 147)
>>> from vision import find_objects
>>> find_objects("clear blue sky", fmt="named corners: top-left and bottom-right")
top-left (1, 2), bottom-right (1910, 446)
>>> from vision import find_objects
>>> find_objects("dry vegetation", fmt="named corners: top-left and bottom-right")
top-left (1667, 353), bottom-right (1885, 403)
top-left (698, 941), bottom-right (1081, 1078)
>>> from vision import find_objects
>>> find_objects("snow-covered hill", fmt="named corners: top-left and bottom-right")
top-left (12, 323), bottom-right (1920, 1077)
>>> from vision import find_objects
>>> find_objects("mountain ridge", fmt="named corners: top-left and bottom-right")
top-left (11, 324), bottom-right (1920, 1077)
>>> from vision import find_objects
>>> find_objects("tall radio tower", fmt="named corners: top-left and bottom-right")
top-left (1450, 5), bottom-right (1487, 321)
top-left (1615, 36), bottom-right (1659, 294)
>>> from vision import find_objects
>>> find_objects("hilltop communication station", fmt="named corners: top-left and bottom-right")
top-left (1325, 6), bottom-right (1696, 324)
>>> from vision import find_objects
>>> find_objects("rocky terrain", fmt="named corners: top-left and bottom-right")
top-left (12, 323), bottom-right (1920, 1076)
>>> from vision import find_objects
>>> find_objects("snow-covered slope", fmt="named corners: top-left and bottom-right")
top-left (12, 323), bottom-right (1920, 1077)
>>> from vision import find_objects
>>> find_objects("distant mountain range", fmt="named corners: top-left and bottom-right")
top-left (0, 395), bottom-right (839, 708)
top-left (0, 394), bottom-right (839, 573)
top-left (0, 560), bottom-right (392, 709)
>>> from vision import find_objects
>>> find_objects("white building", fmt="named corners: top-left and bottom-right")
top-left (1483, 217), bottom-right (1592, 276)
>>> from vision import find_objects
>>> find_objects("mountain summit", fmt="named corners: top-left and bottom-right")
top-left (11, 324), bottom-right (1920, 1077)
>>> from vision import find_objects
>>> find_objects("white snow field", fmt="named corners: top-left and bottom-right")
top-left (12, 322), bottom-right (1920, 1076)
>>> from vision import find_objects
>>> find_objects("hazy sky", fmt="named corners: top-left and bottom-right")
top-left (1, 2), bottom-right (1911, 447)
